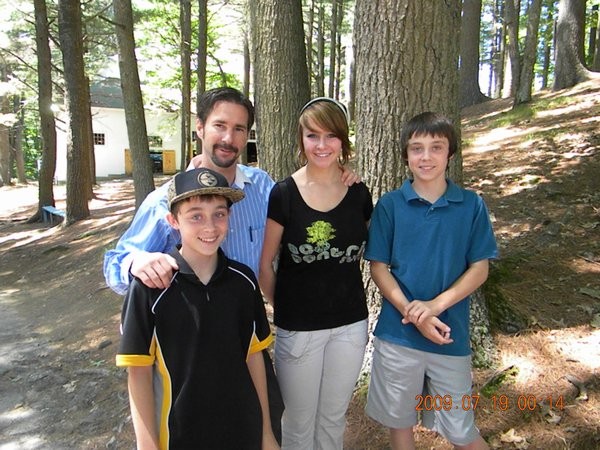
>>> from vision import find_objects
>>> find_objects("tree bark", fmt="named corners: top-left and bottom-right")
top-left (32, 0), bottom-right (57, 222)
top-left (180, 0), bottom-right (192, 170)
top-left (58, 0), bottom-right (91, 223)
top-left (540, 6), bottom-right (554, 89)
top-left (328, 0), bottom-right (338, 98)
top-left (459, 0), bottom-right (490, 108)
top-left (514, 0), bottom-right (543, 105)
top-left (492, 0), bottom-right (505, 98)
top-left (11, 95), bottom-right (27, 184)
top-left (113, 0), bottom-right (155, 209)
top-left (195, 0), bottom-right (208, 156)
top-left (249, 0), bottom-right (310, 182)
top-left (354, 0), bottom-right (462, 199)
top-left (316, 4), bottom-right (325, 97)
top-left (306, 0), bottom-right (316, 94)
top-left (553, 0), bottom-right (592, 89)
top-left (504, 0), bottom-right (521, 97)
top-left (594, 6), bottom-right (600, 71)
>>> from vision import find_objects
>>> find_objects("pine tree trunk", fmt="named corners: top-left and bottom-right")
top-left (459, 0), bottom-right (490, 107)
top-left (33, 0), bottom-right (57, 221)
top-left (249, 0), bottom-right (310, 181)
top-left (180, 0), bottom-right (192, 170)
top-left (553, 0), bottom-right (591, 89)
top-left (328, 0), bottom-right (338, 98)
top-left (514, 0), bottom-right (543, 105)
top-left (58, 0), bottom-right (91, 223)
top-left (504, 0), bottom-right (521, 97)
top-left (113, 0), bottom-right (155, 209)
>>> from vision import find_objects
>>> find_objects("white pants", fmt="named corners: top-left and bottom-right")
top-left (274, 320), bottom-right (368, 450)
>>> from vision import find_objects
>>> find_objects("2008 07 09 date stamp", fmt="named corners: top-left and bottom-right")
top-left (415, 394), bottom-right (565, 412)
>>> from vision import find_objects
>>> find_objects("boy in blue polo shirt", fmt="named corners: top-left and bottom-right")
top-left (117, 168), bottom-right (280, 450)
top-left (364, 112), bottom-right (497, 450)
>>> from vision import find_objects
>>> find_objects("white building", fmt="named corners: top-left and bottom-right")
top-left (55, 78), bottom-right (193, 181)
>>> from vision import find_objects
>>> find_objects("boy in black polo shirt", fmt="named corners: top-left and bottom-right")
top-left (117, 168), bottom-right (279, 450)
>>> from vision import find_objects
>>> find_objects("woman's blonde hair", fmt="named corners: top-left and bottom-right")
top-left (296, 98), bottom-right (352, 166)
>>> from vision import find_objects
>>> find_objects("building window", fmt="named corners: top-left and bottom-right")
top-left (93, 133), bottom-right (105, 146)
top-left (249, 129), bottom-right (256, 140)
top-left (148, 135), bottom-right (163, 148)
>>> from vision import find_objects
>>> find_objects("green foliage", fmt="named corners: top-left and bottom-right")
top-left (22, 123), bottom-right (43, 179)
top-left (480, 365), bottom-right (520, 397)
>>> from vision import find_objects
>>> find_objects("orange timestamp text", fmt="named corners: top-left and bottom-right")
top-left (415, 394), bottom-right (481, 411)
top-left (415, 394), bottom-right (565, 412)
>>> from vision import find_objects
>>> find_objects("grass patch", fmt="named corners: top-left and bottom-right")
top-left (492, 104), bottom-right (535, 128)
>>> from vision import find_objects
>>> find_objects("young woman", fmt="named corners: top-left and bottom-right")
top-left (259, 98), bottom-right (373, 450)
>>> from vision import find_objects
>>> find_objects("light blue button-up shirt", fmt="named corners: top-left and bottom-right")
top-left (103, 165), bottom-right (275, 295)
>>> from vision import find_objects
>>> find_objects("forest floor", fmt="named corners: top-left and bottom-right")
top-left (0, 80), bottom-right (599, 449)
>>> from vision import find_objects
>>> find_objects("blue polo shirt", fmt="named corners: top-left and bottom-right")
top-left (364, 179), bottom-right (498, 356)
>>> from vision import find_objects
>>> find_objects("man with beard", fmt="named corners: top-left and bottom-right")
top-left (103, 87), bottom-right (272, 295)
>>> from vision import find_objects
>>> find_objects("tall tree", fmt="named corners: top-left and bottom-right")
top-left (196, 0), bottom-right (208, 156)
top-left (459, 0), bottom-right (490, 107)
top-left (594, 16), bottom-right (600, 70)
top-left (180, 0), bottom-right (192, 170)
top-left (113, 0), bottom-right (154, 208)
top-left (57, 0), bottom-right (91, 223)
top-left (0, 65), bottom-right (10, 187)
top-left (540, 5), bottom-right (554, 89)
top-left (12, 95), bottom-right (27, 183)
top-left (587, 4), bottom-right (598, 67)
top-left (504, 0), bottom-right (521, 97)
top-left (514, 0), bottom-right (543, 105)
top-left (492, 0), bottom-right (506, 97)
top-left (32, 0), bottom-right (57, 221)
top-left (250, 0), bottom-right (310, 182)
top-left (316, 4), bottom-right (326, 97)
top-left (553, 0), bottom-right (594, 89)
top-left (328, 0), bottom-right (339, 98)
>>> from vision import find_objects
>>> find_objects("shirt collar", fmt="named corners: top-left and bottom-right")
top-left (232, 165), bottom-right (251, 190)
top-left (169, 246), bottom-right (228, 283)
top-left (400, 178), bottom-right (464, 205)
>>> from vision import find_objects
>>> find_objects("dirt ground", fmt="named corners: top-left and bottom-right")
top-left (0, 80), bottom-right (598, 449)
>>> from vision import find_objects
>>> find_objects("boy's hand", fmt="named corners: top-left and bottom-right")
top-left (402, 300), bottom-right (437, 325)
top-left (131, 252), bottom-right (178, 290)
top-left (414, 316), bottom-right (453, 345)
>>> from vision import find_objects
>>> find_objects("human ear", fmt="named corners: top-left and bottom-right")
top-left (166, 212), bottom-right (180, 230)
top-left (195, 117), bottom-right (204, 140)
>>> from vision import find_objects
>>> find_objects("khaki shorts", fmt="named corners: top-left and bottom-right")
top-left (365, 338), bottom-right (480, 446)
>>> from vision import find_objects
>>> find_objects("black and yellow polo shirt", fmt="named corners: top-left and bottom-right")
top-left (117, 248), bottom-right (273, 449)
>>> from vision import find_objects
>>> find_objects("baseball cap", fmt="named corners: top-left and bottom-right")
top-left (167, 168), bottom-right (245, 210)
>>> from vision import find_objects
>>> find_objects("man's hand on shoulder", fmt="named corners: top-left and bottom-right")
top-left (340, 165), bottom-right (361, 186)
top-left (130, 252), bottom-right (179, 290)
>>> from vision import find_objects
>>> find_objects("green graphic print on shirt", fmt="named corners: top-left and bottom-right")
top-left (288, 220), bottom-right (365, 265)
